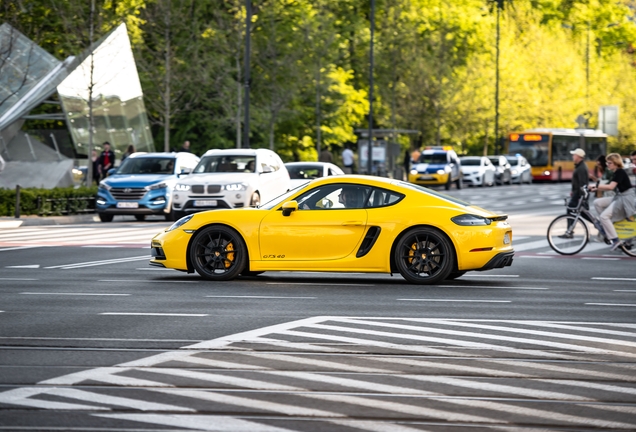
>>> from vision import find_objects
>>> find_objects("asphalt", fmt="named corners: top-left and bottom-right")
top-left (0, 213), bottom-right (100, 228)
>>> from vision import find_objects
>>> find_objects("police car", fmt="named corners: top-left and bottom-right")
top-left (408, 147), bottom-right (462, 190)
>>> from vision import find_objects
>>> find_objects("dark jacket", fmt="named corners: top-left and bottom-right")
top-left (571, 160), bottom-right (589, 197)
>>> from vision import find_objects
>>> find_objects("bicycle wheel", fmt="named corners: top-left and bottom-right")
top-left (620, 238), bottom-right (636, 257)
top-left (547, 215), bottom-right (589, 255)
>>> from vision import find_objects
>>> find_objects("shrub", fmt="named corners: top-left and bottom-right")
top-left (0, 186), bottom-right (98, 217)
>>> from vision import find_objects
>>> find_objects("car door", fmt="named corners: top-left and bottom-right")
top-left (259, 184), bottom-right (369, 261)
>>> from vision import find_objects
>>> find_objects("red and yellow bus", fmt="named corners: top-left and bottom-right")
top-left (506, 128), bottom-right (607, 181)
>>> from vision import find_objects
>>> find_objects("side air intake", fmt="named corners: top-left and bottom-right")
top-left (356, 226), bottom-right (381, 258)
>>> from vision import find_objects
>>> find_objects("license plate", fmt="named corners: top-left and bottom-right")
top-left (116, 202), bottom-right (139, 208)
top-left (418, 175), bottom-right (433, 180)
top-left (194, 200), bottom-right (217, 207)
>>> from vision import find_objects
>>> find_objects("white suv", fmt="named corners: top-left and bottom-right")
top-left (171, 148), bottom-right (290, 219)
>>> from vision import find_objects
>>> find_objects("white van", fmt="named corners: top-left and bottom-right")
top-left (171, 148), bottom-right (290, 219)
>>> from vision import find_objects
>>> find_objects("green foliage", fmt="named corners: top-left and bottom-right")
top-left (0, 187), bottom-right (98, 217)
top-left (3, 0), bottom-right (636, 160)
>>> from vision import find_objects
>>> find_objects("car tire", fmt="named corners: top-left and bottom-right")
top-left (445, 175), bottom-right (452, 190)
top-left (241, 270), bottom-right (265, 276)
top-left (250, 192), bottom-right (261, 208)
top-left (455, 176), bottom-right (462, 189)
top-left (135, 215), bottom-right (146, 221)
top-left (190, 225), bottom-right (247, 281)
top-left (98, 213), bottom-right (113, 223)
top-left (394, 227), bottom-right (454, 284)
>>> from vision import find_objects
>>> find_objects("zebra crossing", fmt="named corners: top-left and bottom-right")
top-left (1, 317), bottom-right (635, 430)
top-left (0, 224), bottom-right (163, 248)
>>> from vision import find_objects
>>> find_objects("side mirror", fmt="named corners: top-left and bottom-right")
top-left (107, 168), bottom-right (117, 177)
top-left (178, 167), bottom-right (192, 177)
top-left (261, 165), bottom-right (274, 174)
top-left (281, 200), bottom-right (298, 216)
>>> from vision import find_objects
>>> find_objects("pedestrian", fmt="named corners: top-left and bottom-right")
top-left (97, 142), bottom-right (116, 180)
top-left (568, 148), bottom-right (590, 209)
top-left (179, 141), bottom-right (192, 153)
top-left (319, 146), bottom-right (333, 163)
top-left (0, 153), bottom-right (5, 172)
top-left (589, 153), bottom-right (635, 250)
top-left (121, 144), bottom-right (135, 162)
top-left (589, 154), bottom-right (613, 198)
top-left (91, 150), bottom-right (100, 185)
top-left (342, 145), bottom-right (354, 174)
top-left (403, 149), bottom-right (411, 180)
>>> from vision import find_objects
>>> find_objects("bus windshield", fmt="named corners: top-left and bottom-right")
top-left (508, 134), bottom-right (549, 167)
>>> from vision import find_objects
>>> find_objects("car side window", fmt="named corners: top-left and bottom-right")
top-left (365, 187), bottom-right (405, 208)
top-left (295, 184), bottom-right (371, 210)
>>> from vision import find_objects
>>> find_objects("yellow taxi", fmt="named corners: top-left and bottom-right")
top-left (150, 175), bottom-right (513, 284)
top-left (409, 147), bottom-right (463, 190)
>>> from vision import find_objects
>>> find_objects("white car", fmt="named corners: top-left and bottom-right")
top-left (459, 156), bottom-right (496, 187)
top-left (171, 148), bottom-right (290, 219)
top-left (506, 155), bottom-right (532, 184)
top-left (284, 161), bottom-right (345, 188)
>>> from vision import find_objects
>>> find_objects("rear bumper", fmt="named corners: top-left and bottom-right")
top-left (477, 251), bottom-right (514, 271)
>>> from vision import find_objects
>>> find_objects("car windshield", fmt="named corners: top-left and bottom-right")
top-left (193, 155), bottom-right (256, 173)
top-left (488, 157), bottom-right (501, 166)
top-left (505, 156), bottom-right (519, 165)
top-left (117, 157), bottom-right (175, 175)
top-left (397, 181), bottom-right (471, 207)
top-left (460, 159), bottom-right (481, 166)
top-left (287, 165), bottom-right (323, 180)
top-left (418, 153), bottom-right (447, 164)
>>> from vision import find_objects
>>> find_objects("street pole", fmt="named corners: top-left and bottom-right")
top-left (367, 0), bottom-right (375, 175)
top-left (87, 0), bottom-right (95, 185)
top-left (243, 0), bottom-right (251, 149)
top-left (494, 0), bottom-right (501, 155)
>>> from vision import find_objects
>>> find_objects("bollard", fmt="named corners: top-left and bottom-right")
top-left (15, 185), bottom-right (21, 219)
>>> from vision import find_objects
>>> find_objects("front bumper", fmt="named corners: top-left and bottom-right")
top-left (408, 172), bottom-right (450, 186)
top-left (96, 188), bottom-right (171, 215)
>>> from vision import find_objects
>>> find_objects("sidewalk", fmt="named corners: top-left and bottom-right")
top-left (0, 213), bottom-right (99, 228)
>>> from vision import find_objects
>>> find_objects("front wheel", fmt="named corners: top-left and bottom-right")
top-left (190, 225), bottom-right (247, 281)
top-left (620, 238), bottom-right (636, 257)
top-left (134, 214), bottom-right (146, 221)
top-left (547, 215), bottom-right (589, 255)
top-left (98, 213), bottom-right (113, 223)
top-left (394, 227), bottom-right (454, 284)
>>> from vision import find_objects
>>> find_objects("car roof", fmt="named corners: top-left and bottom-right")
top-left (460, 156), bottom-right (482, 159)
top-left (127, 152), bottom-right (196, 159)
top-left (201, 148), bottom-right (273, 157)
top-left (285, 162), bottom-right (331, 166)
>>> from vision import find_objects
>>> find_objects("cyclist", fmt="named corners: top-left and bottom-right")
top-left (589, 153), bottom-right (635, 250)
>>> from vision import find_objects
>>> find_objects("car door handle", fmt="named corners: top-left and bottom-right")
top-left (342, 221), bottom-right (363, 226)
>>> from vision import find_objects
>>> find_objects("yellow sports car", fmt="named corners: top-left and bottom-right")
top-left (150, 175), bottom-right (514, 284)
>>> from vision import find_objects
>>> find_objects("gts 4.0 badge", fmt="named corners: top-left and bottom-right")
top-left (263, 254), bottom-right (285, 259)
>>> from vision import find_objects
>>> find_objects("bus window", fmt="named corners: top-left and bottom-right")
top-left (551, 135), bottom-right (580, 163)
top-left (586, 137), bottom-right (606, 162)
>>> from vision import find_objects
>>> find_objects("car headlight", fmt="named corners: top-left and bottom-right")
top-left (511, 169), bottom-right (518, 175)
top-left (410, 169), bottom-right (418, 175)
top-left (99, 181), bottom-right (111, 191)
top-left (451, 214), bottom-right (492, 226)
top-left (175, 184), bottom-right (191, 191)
top-left (167, 214), bottom-right (194, 232)
top-left (436, 169), bottom-right (446, 175)
top-left (224, 182), bottom-right (247, 191)
top-left (146, 182), bottom-right (167, 191)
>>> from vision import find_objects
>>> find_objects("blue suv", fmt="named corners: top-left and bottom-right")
top-left (96, 152), bottom-right (200, 222)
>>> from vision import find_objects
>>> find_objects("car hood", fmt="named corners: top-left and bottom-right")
top-left (103, 174), bottom-right (175, 187)
top-left (177, 172), bottom-right (258, 185)
top-left (460, 166), bottom-right (485, 173)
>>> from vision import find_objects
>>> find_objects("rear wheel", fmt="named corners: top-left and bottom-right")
top-left (190, 225), bottom-right (246, 281)
top-left (547, 215), bottom-right (589, 255)
top-left (98, 213), bottom-right (113, 223)
top-left (134, 215), bottom-right (146, 221)
top-left (394, 227), bottom-right (454, 284)
top-left (455, 176), bottom-right (462, 189)
top-left (444, 175), bottom-right (452, 190)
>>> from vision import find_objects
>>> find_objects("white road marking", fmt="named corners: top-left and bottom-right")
top-left (266, 282), bottom-right (375, 286)
top-left (47, 388), bottom-right (193, 412)
top-left (325, 419), bottom-right (424, 432)
top-left (0, 277), bottom-right (38, 281)
top-left (370, 356), bottom-right (525, 378)
top-left (461, 274), bottom-right (519, 278)
top-left (397, 299), bottom-right (511, 302)
top-left (100, 312), bottom-right (209, 316)
top-left (582, 257), bottom-right (621, 261)
top-left (238, 352), bottom-right (397, 373)
top-left (45, 255), bottom-right (149, 269)
top-left (5, 264), bottom-right (40, 268)
top-left (0, 336), bottom-right (201, 342)
top-left (99, 279), bottom-right (199, 283)
top-left (537, 379), bottom-right (636, 396)
top-left (484, 359), bottom-right (636, 382)
top-left (586, 303), bottom-right (636, 307)
top-left (0, 246), bottom-right (42, 252)
top-left (40, 367), bottom-right (170, 386)
top-left (96, 414), bottom-right (295, 432)
top-left (615, 290), bottom-right (636, 292)
top-left (0, 387), bottom-right (109, 410)
top-left (438, 285), bottom-right (547, 290)
top-left (152, 388), bottom-right (345, 418)
top-left (594, 277), bottom-right (636, 281)
top-left (300, 393), bottom-right (499, 423)
top-left (518, 255), bottom-right (553, 259)
top-left (21, 292), bottom-right (130, 296)
top-left (206, 296), bottom-right (316, 299)
top-left (438, 398), bottom-right (635, 429)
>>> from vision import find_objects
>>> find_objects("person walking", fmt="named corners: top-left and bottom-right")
top-left (319, 146), bottom-right (333, 163)
top-left (121, 144), bottom-right (135, 162)
top-left (97, 142), bottom-right (115, 180)
top-left (589, 153), bottom-right (635, 250)
top-left (342, 145), bottom-right (354, 174)
top-left (91, 150), bottom-right (100, 185)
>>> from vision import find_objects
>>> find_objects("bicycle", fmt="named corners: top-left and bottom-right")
top-left (546, 185), bottom-right (636, 257)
